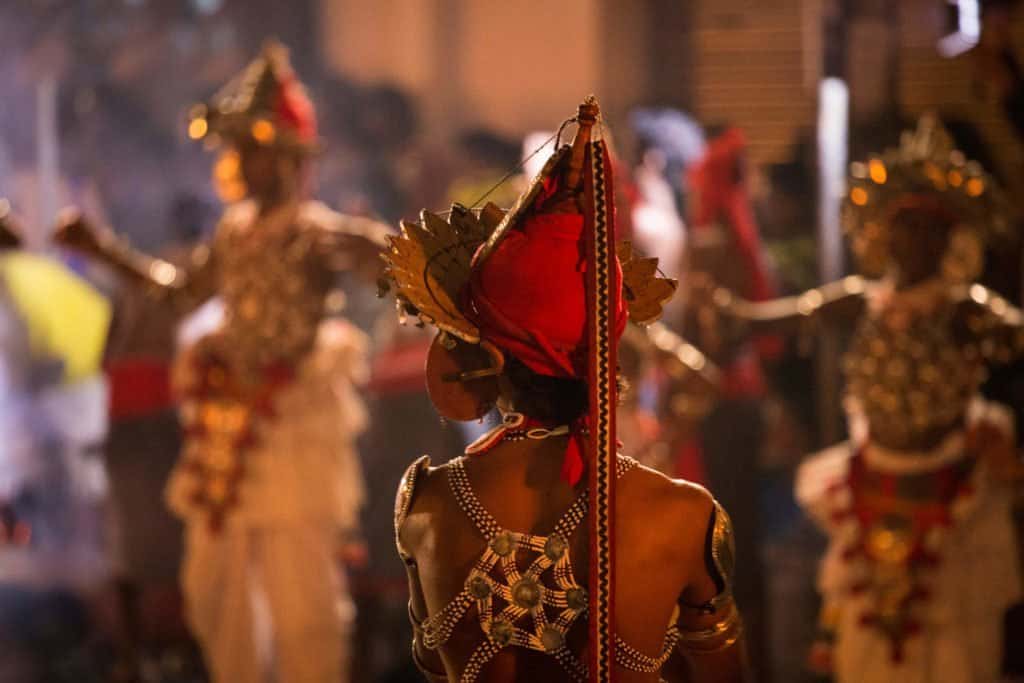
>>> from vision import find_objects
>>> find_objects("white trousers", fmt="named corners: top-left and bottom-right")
top-left (182, 522), bottom-right (353, 683)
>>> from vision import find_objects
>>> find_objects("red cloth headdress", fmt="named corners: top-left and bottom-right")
top-left (467, 210), bottom-right (628, 380)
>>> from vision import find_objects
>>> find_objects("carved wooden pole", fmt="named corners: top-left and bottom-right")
top-left (573, 96), bottom-right (618, 683)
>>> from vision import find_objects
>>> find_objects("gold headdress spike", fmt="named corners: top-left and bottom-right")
top-left (382, 203), bottom-right (504, 344)
top-left (617, 241), bottom-right (677, 325)
top-left (843, 113), bottom-right (1015, 276)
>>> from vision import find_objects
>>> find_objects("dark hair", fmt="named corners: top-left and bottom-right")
top-left (501, 355), bottom-right (627, 425)
top-left (886, 200), bottom-right (958, 283)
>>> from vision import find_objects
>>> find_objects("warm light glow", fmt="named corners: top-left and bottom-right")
top-left (188, 117), bottom-right (208, 140)
top-left (925, 163), bottom-right (947, 190)
top-left (948, 170), bottom-right (963, 187)
top-left (213, 150), bottom-right (247, 202)
top-left (251, 119), bottom-right (276, 144)
top-left (842, 276), bottom-right (865, 294)
top-left (149, 261), bottom-right (178, 286)
top-left (970, 283), bottom-right (989, 304)
top-left (677, 343), bottom-right (706, 371)
top-left (966, 177), bottom-right (984, 196)
top-left (850, 187), bottom-right (868, 206)
top-left (214, 151), bottom-right (238, 179)
top-left (868, 159), bottom-right (887, 184)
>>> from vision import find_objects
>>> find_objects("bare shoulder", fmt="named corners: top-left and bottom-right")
top-left (619, 460), bottom-right (716, 551)
top-left (622, 460), bottom-right (714, 513)
top-left (298, 200), bottom-right (341, 228)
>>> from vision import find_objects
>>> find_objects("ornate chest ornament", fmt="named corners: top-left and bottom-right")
top-left (179, 344), bottom-right (295, 531)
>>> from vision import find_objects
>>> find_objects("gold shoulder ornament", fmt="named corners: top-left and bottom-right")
top-left (708, 500), bottom-right (736, 608)
top-left (394, 455), bottom-right (432, 561)
top-left (674, 500), bottom-right (743, 654)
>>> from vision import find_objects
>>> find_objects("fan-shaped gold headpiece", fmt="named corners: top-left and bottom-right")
top-left (382, 210), bottom-right (678, 341)
top-left (382, 149), bottom-right (677, 344)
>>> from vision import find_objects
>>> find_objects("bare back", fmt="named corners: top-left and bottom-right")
top-left (398, 436), bottom-right (725, 682)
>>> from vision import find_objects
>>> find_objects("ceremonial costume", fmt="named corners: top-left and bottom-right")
top-left (167, 202), bottom-right (369, 683)
top-left (799, 396), bottom-right (1020, 683)
top-left (384, 99), bottom-right (745, 682)
top-left (796, 119), bottom-right (1023, 683)
top-left (699, 117), bottom-right (1023, 682)
top-left (55, 44), bottom-right (385, 683)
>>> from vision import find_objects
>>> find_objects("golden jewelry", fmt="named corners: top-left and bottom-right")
top-left (676, 603), bottom-right (744, 654)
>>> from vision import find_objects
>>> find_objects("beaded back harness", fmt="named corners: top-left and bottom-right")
top-left (400, 414), bottom-right (692, 681)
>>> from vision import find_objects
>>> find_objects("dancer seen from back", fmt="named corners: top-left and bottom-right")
top-left (690, 116), bottom-right (1024, 682)
top-left (55, 42), bottom-right (388, 683)
top-left (383, 97), bottom-right (749, 683)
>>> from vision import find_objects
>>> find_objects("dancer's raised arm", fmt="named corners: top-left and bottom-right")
top-left (54, 209), bottom-right (217, 315)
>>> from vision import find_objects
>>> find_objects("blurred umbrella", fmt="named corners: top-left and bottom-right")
top-left (629, 107), bottom-right (706, 171)
top-left (0, 251), bottom-right (110, 383)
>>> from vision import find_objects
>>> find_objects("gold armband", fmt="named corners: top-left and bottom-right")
top-left (408, 602), bottom-right (448, 682)
top-left (411, 645), bottom-right (447, 683)
top-left (674, 500), bottom-right (742, 656)
top-left (676, 601), bottom-right (744, 654)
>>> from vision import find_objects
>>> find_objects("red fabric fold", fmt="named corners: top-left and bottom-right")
top-left (106, 357), bottom-right (173, 420)
top-left (464, 143), bottom-right (627, 382)
top-left (687, 127), bottom-right (775, 303)
top-left (561, 426), bottom-right (587, 486)
top-left (274, 74), bottom-right (317, 144)
top-left (467, 212), bottom-right (627, 379)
